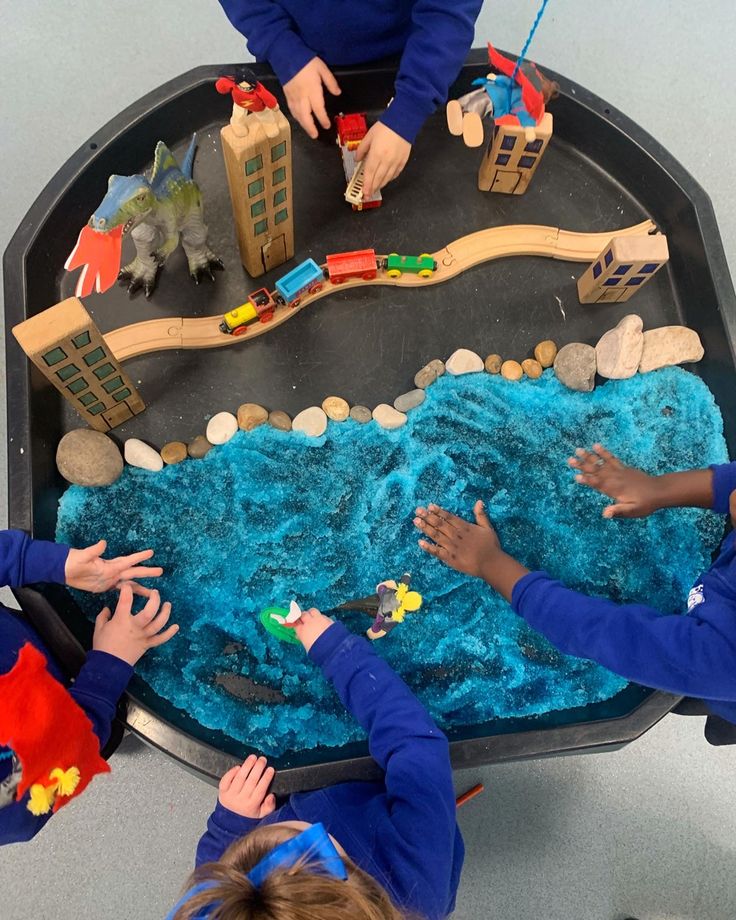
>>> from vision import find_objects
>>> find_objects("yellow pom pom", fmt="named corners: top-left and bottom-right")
top-left (50, 766), bottom-right (81, 797)
top-left (401, 591), bottom-right (423, 613)
top-left (27, 783), bottom-right (55, 816)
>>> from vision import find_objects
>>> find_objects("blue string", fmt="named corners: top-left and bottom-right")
top-left (511, 0), bottom-right (551, 82)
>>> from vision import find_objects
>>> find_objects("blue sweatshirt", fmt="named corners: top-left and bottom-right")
top-left (217, 0), bottom-right (483, 143)
top-left (0, 531), bottom-right (133, 845)
top-left (190, 622), bottom-right (463, 920)
top-left (512, 462), bottom-right (736, 725)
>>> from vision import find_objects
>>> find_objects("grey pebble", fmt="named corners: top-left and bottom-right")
top-left (394, 389), bottom-right (426, 413)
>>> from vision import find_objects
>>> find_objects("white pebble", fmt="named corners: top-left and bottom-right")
top-left (292, 406), bottom-right (328, 437)
top-left (372, 404), bottom-right (407, 430)
top-left (445, 348), bottom-right (484, 375)
top-left (206, 411), bottom-right (239, 445)
top-left (124, 438), bottom-right (163, 472)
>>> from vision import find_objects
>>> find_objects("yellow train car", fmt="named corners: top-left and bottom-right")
top-left (220, 300), bottom-right (258, 336)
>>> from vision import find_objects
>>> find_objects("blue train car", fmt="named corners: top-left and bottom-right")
top-left (274, 258), bottom-right (324, 307)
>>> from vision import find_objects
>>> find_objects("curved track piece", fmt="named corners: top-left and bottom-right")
top-left (104, 220), bottom-right (656, 362)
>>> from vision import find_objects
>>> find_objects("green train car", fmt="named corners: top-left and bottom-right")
top-left (384, 252), bottom-right (437, 278)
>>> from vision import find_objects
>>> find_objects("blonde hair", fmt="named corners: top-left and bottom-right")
top-left (173, 824), bottom-right (419, 920)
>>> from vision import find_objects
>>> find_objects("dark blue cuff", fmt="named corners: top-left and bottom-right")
top-left (266, 32), bottom-right (316, 86)
top-left (710, 463), bottom-right (736, 515)
top-left (511, 571), bottom-right (553, 614)
top-left (23, 539), bottom-right (70, 586)
top-left (308, 621), bottom-right (353, 668)
top-left (211, 800), bottom-right (262, 836)
top-left (74, 649), bottom-right (134, 702)
top-left (379, 92), bottom-right (429, 144)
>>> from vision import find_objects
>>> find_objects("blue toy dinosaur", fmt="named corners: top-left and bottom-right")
top-left (68, 134), bottom-right (223, 298)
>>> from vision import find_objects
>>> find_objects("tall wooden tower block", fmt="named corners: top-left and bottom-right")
top-left (577, 234), bottom-right (669, 304)
top-left (478, 112), bottom-right (553, 195)
top-left (221, 101), bottom-right (294, 278)
top-left (12, 297), bottom-right (145, 431)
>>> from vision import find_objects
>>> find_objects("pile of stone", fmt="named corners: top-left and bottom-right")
top-left (54, 323), bottom-right (705, 486)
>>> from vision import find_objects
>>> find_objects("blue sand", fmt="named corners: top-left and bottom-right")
top-left (56, 367), bottom-right (728, 756)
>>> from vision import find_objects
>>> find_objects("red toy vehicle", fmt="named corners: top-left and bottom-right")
top-left (325, 249), bottom-right (379, 284)
top-left (334, 112), bottom-right (382, 211)
top-left (335, 112), bottom-right (368, 149)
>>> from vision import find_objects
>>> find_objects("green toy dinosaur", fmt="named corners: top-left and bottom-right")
top-left (68, 134), bottom-right (222, 298)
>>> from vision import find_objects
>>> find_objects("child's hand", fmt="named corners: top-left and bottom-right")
top-left (356, 123), bottom-right (411, 198)
top-left (65, 540), bottom-right (162, 593)
top-left (283, 57), bottom-right (341, 139)
top-left (218, 755), bottom-right (276, 819)
top-left (414, 500), bottom-right (501, 579)
top-left (569, 444), bottom-right (658, 518)
top-left (92, 583), bottom-right (178, 666)
top-left (294, 607), bottom-right (334, 652)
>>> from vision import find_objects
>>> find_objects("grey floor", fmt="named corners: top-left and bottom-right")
top-left (1, 3), bottom-right (735, 918)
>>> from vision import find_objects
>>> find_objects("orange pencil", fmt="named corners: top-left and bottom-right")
top-left (456, 783), bottom-right (484, 808)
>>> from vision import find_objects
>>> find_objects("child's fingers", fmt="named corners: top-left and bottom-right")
top-left (604, 501), bottom-right (635, 519)
top-left (114, 549), bottom-right (155, 568)
top-left (242, 756), bottom-right (269, 795)
top-left (253, 765), bottom-right (275, 802)
top-left (317, 60), bottom-right (341, 96)
top-left (418, 538), bottom-right (448, 562)
top-left (147, 623), bottom-right (179, 647)
top-left (259, 793), bottom-right (277, 818)
top-left (143, 601), bottom-right (172, 637)
top-left (231, 755), bottom-right (258, 794)
top-left (219, 766), bottom-right (240, 793)
top-left (118, 565), bottom-right (164, 581)
top-left (94, 607), bottom-right (112, 635)
top-left (114, 582), bottom-right (135, 617)
top-left (473, 500), bottom-right (493, 530)
top-left (427, 504), bottom-right (467, 532)
top-left (291, 98), bottom-right (318, 139)
top-left (82, 539), bottom-right (107, 559)
top-left (310, 89), bottom-right (331, 131)
top-left (122, 582), bottom-right (155, 598)
top-left (134, 588), bottom-right (161, 625)
top-left (592, 444), bottom-right (621, 468)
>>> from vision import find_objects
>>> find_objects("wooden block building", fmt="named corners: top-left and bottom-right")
top-left (12, 297), bottom-right (144, 431)
top-left (478, 112), bottom-right (553, 195)
top-left (220, 99), bottom-right (294, 278)
top-left (577, 234), bottom-right (669, 304)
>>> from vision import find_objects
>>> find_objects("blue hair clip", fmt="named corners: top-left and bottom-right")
top-left (247, 822), bottom-right (348, 888)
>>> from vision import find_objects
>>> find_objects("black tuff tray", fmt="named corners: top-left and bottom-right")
top-left (5, 49), bottom-right (736, 792)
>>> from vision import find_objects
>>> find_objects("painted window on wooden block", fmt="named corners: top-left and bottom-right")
top-left (250, 199), bottom-right (266, 218)
top-left (102, 376), bottom-right (125, 394)
top-left (604, 250), bottom-right (613, 266)
top-left (273, 167), bottom-right (286, 185)
top-left (67, 378), bottom-right (88, 394)
top-left (592, 262), bottom-right (602, 279)
top-left (43, 347), bottom-right (67, 366)
top-left (273, 188), bottom-right (287, 206)
top-left (79, 392), bottom-right (97, 407)
top-left (72, 331), bottom-right (91, 348)
top-left (275, 208), bottom-right (288, 225)
top-left (93, 363), bottom-right (116, 380)
top-left (113, 388), bottom-right (132, 402)
top-left (525, 139), bottom-right (543, 153)
top-left (88, 402), bottom-right (106, 416)
top-left (518, 155), bottom-right (536, 168)
top-left (614, 264), bottom-right (633, 276)
top-left (83, 346), bottom-right (107, 366)
top-left (495, 153), bottom-right (510, 166)
top-left (56, 363), bottom-right (79, 381)
top-left (627, 276), bottom-right (645, 286)
top-left (501, 135), bottom-right (516, 151)
top-left (245, 154), bottom-right (263, 176)
top-left (248, 178), bottom-right (264, 197)
top-left (603, 278), bottom-right (620, 286)
top-left (640, 262), bottom-right (659, 273)
top-left (254, 219), bottom-right (268, 236)
top-left (271, 141), bottom-right (286, 162)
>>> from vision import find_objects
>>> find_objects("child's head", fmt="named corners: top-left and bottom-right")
top-left (172, 822), bottom-right (416, 920)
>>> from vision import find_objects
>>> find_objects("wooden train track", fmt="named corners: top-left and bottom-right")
top-left (104, 220), bottom-right (656, 363)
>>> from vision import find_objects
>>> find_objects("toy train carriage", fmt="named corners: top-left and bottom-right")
top-left (335, 112), bottom-right (368, 149)
top-left (382, 253), bottom-right (437, 278)
top-left (274, 258), bottom-right (324, 308)
top-left (219, 288), bottom-right (276, 336)
top-left (325, 249), bottom-right (379, 284)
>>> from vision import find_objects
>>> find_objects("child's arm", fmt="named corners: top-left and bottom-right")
top-left (0, 529), bottom-right (162, 593)
top-left (415, 502), bottom-right (736, 699)
top-left (569, 444), bottom-right (735, 518)
top-left (297, 611), bottom-right (459, 908)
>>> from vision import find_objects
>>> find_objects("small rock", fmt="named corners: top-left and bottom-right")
top-left (237, 403), bottom-right (268, 431)
top-left (293, 406), bottom-right (327, 437)
top-left (161, 441), bottom-right (188, 465)
top-left (554, 343), bottom-right (597, 392)
top-left (521, 358), bottom-right (543, 379)
top-left (372, 404), bottom-right (407, 429)
top-left (534, 340), bottom-right (558, 368)
top-left (188, 435), bottom-right (212, 459)
top-left (322, 396), bottom-right (350, 421)
top-left (206, 412), bottom-right (238, 445)
top-left (446, 348), bottom-right (484, 375)
top-left (662, 405), bottom-right (674, 417)
top-left (124, 438), bottom-right (164, 472)
top-left (414, 364), bottom-right (438, 389)
top-left (56, 429), bottom-right (123, 487)
top-left (501, 360), bottom-right (523, 381)
top-left (268, 410), bottom-right (292, 431)
top-left (638, 326), bottom-right (705, 373)
top-left (394, 389), bottom-right (426, 413)
top-left (484, 354), bottom-right (502, 374)
top-left (595, 314), bottom-right (644, 379)
top-left (427, 358), bottom-right (445, 377)
top-left (350, 405), bottom-right (372, 423)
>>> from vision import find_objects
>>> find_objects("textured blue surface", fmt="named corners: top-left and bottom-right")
top-left (56, 367), bottom-right (728, 756)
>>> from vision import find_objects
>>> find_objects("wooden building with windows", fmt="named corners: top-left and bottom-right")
top-left (12, 297), bottom-right (144, 431)
top-left (577, 234), bottom-right (669, 304)
top-left (220, 97), bottom-right (294, 278)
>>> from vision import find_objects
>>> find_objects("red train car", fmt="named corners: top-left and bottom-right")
top-left (335, 112), bottom-right (382, 211)
top-left (335, 112), bottom-right (368, 150)
top-left (325, 249), bottom-right (379, 284)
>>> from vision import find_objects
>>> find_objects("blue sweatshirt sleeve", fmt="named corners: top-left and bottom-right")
top-left (195, 802), bottom-right (260, 866)
top-left (0, 531), bottom-right (69, 589)
top-left (69, 650), bottom-right (133, 749)
top-left (379, 0), bottom-right (483, 143)
top-left (512, 572), bottom-right (736, 700)
top-left (710, 462), bottom-right (736, 514)
top-left (309, 622), bottom-right (458, 910)
top-left (217, 0), bottom-right (315, 85)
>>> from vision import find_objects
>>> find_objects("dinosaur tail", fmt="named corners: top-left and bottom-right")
top-left (182, 132), bottom-right (197, 179)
